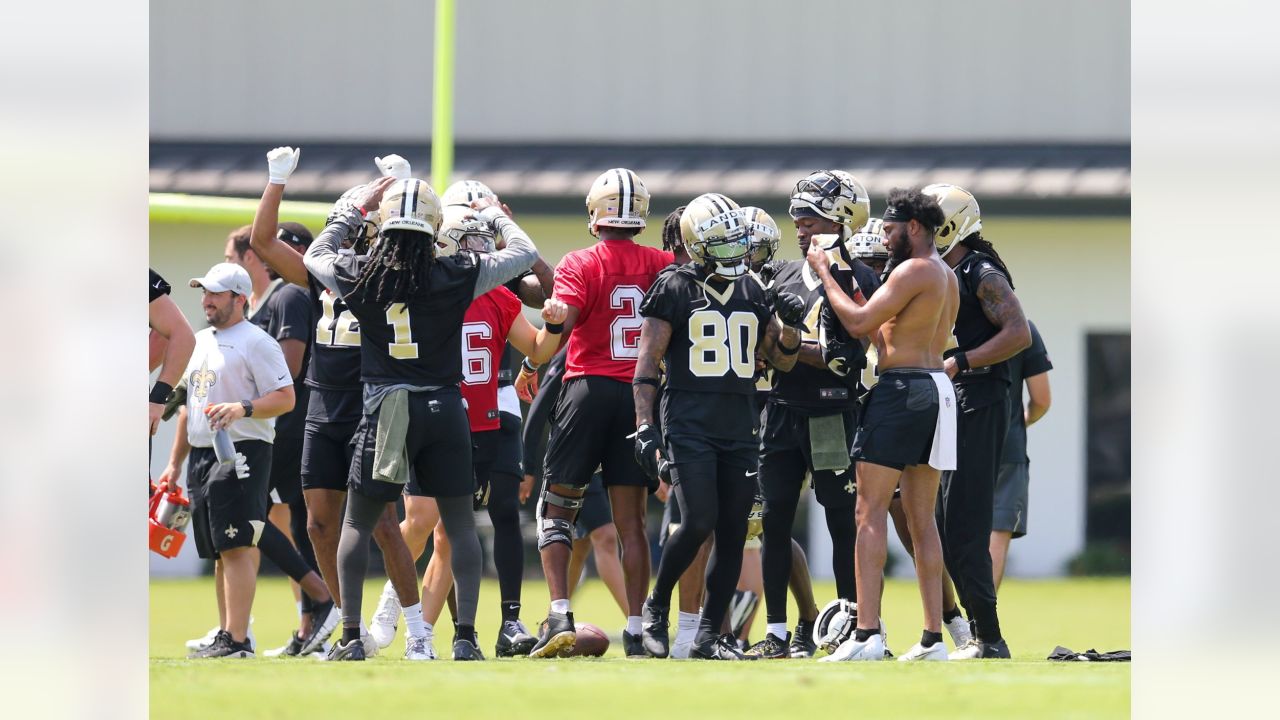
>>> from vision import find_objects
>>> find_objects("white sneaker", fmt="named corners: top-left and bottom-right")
top-left (186, 618), bottom-right (254, 652)
top-left (370, 581), bottom-right (401, 649)
top-left (950, 638), bottom-right (983, 660)
top-left (945, 615), bottom-right (972, 648)
top-left (404, 633), bottom-right (437, 660)
top-left (299, 605), bottom-right (341, 655)
top-left (898, 642), bottom-right (949, 661)
top-left (361, 630), bottom-right (380, 658)
top-left (819, 632), bottom-right (886, 662)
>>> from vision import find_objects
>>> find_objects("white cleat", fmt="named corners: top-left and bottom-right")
top-left (404, 633), bottom-right (437, 660)
top-left (950, 638), bottom-right (983, 660)
top-left (898, 642), bottom-right (949, 662)
top-left (945, 615), bottom-right (972, 649)
top-left (369, 581), bottom-right (401, 649)
top-left (186, 619), bottom-right (254, 652)
top-left (820, 632), bottom-right (886, 662)
top-left (361, 630), bottom-right (380, 658)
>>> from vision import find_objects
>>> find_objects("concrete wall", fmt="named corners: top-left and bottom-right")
top-left (151, 0), bottom-right (1130, 143)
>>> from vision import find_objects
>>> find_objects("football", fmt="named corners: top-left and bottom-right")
top-left (566, 622), bottom-right (610, 657)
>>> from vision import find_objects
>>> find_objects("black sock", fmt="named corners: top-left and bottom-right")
top-left (342, 625), bottom-right (360, 644)
top-left (501, 601), bottom-right (521, 623)
top-left (854, 626), bottom-right (880, 642)
top-left (942, 606), bottom-right (962, 623)
top-left (921, 630), bottom-right (944, 648)
top-left (456, 623), bottom-right (477, 643)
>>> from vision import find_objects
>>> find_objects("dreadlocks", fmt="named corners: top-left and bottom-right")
top-left (960, 233), bottom-right (1014, 289)
top-left (349, 229), bottom-right (436, 308)
top-left (662, 205), bottom-right (686, 252)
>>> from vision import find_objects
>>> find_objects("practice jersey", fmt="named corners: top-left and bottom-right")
top-left (640, 264), bottom-right (772, 440)
top-left (555, 238), bottom-right (673, 383)
top-left (149, 268), bottom-right (171, 302)
top-left (329, 253), bottom-right (481, 386)
top-left (460, 285), bottom-right (523, 432)
top-left (182, 320), bottom-right (292, 447)
top-left (248, 279), bottom-right (313, 438)
top-left (946, 250), bottom-right (1013, 409)
top-left (767, 253), bottom-right (879, 415)
top-left (304, 275), bottom-right (364, 423)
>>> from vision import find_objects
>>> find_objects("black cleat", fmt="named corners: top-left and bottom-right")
top-left (299, 599), bottom-right (339, 656)
top-left (744, 632), bottom-right (790, 659)
top-left (789, 620), bottom-right (818, 658)
top-left (692, 633), bottom-right (747, 660)
top-left (529, 611), bottom-right (576, 658)
top-left (622, 631), bottom-right (647, 658)
top-left (190, 630), bottom-right (254, 659)
top-left (980, 638), bottom-right (1012, 659)
top-left (641, 598), bottom-right (670, 658)
top-left (263, 632), bottom-right (305, 657)
top-left (495, 619), bottom-right (536, 658)
top-left (327, 638), bottom-right (366, 661)
top-left (453, 636), bottom-right (486, 661)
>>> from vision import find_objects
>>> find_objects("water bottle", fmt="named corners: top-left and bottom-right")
top-left (214, 427), bottom-right (237, 464)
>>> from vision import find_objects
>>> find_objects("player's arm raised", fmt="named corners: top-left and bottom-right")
top-left (947, 273), bottom-right (1031, 376)
top-left (807, 241), bottom-right (914, 338)
top-left (506, 298), bottom-right (570, 366)
top-left (304, 176), bottom-right (395, 297)
top-left (248, 147), bottom-right (309, 287)
top-left (471, 198), bottom-right (538, 297)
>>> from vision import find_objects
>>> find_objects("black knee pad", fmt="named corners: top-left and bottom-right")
top-left (536, 485), bottom-right (583, 551)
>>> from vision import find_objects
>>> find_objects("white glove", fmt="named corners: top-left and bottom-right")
top-left (267, 146), bottom-right (300, 185)
top-left (374, 154), bottom-right (412, 179)
top-left (233, 453), bottom-right (251, 480)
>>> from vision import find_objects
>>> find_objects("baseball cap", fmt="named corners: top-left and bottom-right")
top-left (189, 262), bottom-right (252, 297)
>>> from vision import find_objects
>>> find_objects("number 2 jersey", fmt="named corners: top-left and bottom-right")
top-left (554, 238), bottom-right (674, 383)
top-left (640, 265), bottom-right (773, 441)
top-left (304, 276), bottom-right (364, 424)
top-left (459, 285), bottom-right (523, 432)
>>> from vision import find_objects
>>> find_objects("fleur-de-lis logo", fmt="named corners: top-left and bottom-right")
top-left (190, 358), bottom-right (217, 399)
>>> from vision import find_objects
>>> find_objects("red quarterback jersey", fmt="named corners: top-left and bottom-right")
top-left (555, 238), bottom-right (674, 382)
top-left (460, 286), bottom-right (523, 432)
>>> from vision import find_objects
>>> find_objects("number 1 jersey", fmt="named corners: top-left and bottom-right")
top-left (554, 238), bottom-right (673, 383)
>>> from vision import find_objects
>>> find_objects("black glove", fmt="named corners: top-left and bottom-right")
top-left (633, 423), bottom-right (667, 481)
top-left (773, 290), bottom-right (808, 330)
top-left (819, 303), bottom-right (864, 377)
top-left (759, 261), bottom-right (781, 286)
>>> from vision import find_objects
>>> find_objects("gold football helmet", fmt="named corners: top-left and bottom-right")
top-left (378, 178), bottom-right (443, 238)
top-left (441, 179), bottom-right (497, 207)
top-left (680, 194), bottom-right (750, 278)
top-left (329, 184), bottom-right (380, 252)
top-left (789, 170), bottom-right (870, 235)
top-left (740, 206), bottom-right (781, 268)
top-left (585, 168), bottom-right (650, 236)
top-left (921, 183), bottom-right (982, 258)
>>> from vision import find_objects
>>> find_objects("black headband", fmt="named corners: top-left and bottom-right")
top-left (882, 205), bottom-right (915, 223)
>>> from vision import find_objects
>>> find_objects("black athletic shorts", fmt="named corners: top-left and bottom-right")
top-left (665, 433), bottom-right (756, 489)
top-left (993, 461), bottom-right (1030, 537)
top-left (187, 440), bottom-right (272, 560)
top-left (469, 428), bottom-right (499, 500)
top-left (759, 403), bottom-right (858, 509)
top-left (544, 376), bottom-right (646, 490)
top-left (301, 417), bottom-right (359, 492)
top-left (268, 432), bottom-right (303, 504)
top-left (575, 472), bottom-right (612, 539)
top-left (493, 411), bottom-right (523, 479)
top-left (851, 369), bottom-right (942, 471)
top-left (350, 387), bottom-right (473, 503)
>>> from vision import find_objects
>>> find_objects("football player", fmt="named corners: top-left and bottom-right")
top-left (529, 169), bottom-right (673, 658)
top-left (635, 197), bottom-right (806, 660)
top-left (746, 172), bottom-right (881, 659)
top-left (812, 187), bottom-right (959, 662)
top-left (848, 219), bottom-right (889, 279)
top-left (304, 158), bottom-right (542, 660)
top-left (922, 184), bottom-right (1031, 659)
top-left (245, 150), bottom-right (424, 658)
top-left (149, 269), bottom-right (195, 437)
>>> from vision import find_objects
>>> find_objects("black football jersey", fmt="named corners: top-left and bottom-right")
top-left (640, 265), bottom-right (772, 440)
top-left (332, 253), bottom-right (481, 386)
top-left (946, 251), bottom-right (1013, 410)
top-left (302, 275), bottom-right (364, 423)
top-left (767, 255), bottom-right (879, 414)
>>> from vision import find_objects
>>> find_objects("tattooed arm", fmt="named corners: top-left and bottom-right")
top-left (633, 317), bottom-right (672, 427)
top-left (953, 273), bottom-right (1031, 372)
top-left (760, 316), bottom-right (802, 372)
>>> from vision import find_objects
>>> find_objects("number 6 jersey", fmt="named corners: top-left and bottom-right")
top-left (640, 265), bottom-right (773, 440)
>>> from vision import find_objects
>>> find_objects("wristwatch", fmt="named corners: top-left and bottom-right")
top-left (240, 400), bottom-right (254, 418)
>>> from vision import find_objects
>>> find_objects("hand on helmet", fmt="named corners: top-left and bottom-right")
top-left (350, 176), bottom-right (397, 214)
top-left (267, 146), bottom-right (300, 185)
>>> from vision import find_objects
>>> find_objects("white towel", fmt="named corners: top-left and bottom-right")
top-left (928, 371), bottom-right (957, 471)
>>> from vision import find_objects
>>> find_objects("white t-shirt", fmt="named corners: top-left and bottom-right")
top-left (183, 319), bottom-right (293, 447)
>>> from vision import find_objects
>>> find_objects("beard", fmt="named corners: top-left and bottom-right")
top-left (889, 235), bottom-right (913, 262)
top-left (205, 304), bottom-right (233, 328)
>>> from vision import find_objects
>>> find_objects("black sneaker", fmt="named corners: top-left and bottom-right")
top-left (980, 638), bottom-right (1011, 659)
top-left (299, 599), bottom-right (339, 655)
top-left (263, 632), bottom-right (305, 657)
top-left (453, 636), bottom-right (486, 661)
top-left (789, 621), bottom-right (818, 658)
top-left (192, 630), bottom-right (255, 659)
top-left (641, 598), bottom-right (670, 658)
top-left (529, 611), bottom-right (576, 658)
top-left (327, 637), bottom-right (366, 661)
top-left (495, 619), bottom-right (536, 658)
top-left (744, 632), bottom-right (790, 659)
top-left (691, 633), bottom-right (746, 660)
top-left (622, 631), bottom-right (646, 658)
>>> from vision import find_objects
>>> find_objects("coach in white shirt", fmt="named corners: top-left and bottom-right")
top-left (158, 262), bottom-right (295, 658)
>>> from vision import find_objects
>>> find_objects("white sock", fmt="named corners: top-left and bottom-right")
top-left (422, 621), bottom-right (434, 638)
top-left (627, 615), bottom-right (643, 636)
top-left (359, 619), bottom-right (369, 635)
top-left (297, 601), bottom-right (304, 619)
top-left (767, 622), bottom-right (788, 641)
top-left (674, 622), bottom-right (698, 646)
top-left (403, 603), bottom-right (427, 638)
top-left (550, 599), bottom-right (571, 615)
top-left (678, 611), bottom-right (700, 631)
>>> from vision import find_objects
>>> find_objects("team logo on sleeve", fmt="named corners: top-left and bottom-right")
top-left (190, 359), bottom-right (217, 399)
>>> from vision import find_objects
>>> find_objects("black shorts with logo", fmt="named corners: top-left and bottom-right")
top-left (301, 417), bottom-right (359, 492)
top-left (851, 370), bottom-right (941, 471)
top-left (493, 411), bottom-right (523, 479)
top-left (543, 376), bottom-right (646, 490)
top-left (187, 440), bottom-right (272, 559)
top-left (574, 472), bottom-right (612, 539)
top-left (759, 403), bottom-right (859, 509)
top-left (268, 432), bottom-right (303, 504)
top-left (349, 387), bottom-right (474, 503)
top-left (665, 433), bottom-right (757, 490)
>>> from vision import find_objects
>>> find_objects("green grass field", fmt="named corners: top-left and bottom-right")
top-left (151, 576), bottom-right (1129, 719)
